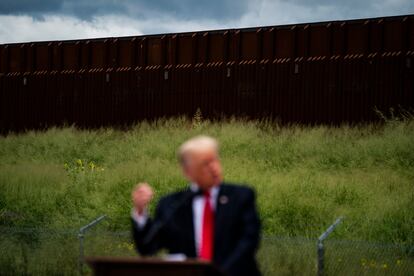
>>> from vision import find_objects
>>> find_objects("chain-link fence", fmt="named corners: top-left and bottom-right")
top-left (1, 224), bottom-right (413, 275)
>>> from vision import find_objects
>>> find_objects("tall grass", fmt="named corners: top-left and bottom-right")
top-left (0, 117), bottom-right (413, 245)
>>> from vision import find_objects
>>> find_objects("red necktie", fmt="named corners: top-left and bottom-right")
top-left (200, 190), bottom-right (214, 261)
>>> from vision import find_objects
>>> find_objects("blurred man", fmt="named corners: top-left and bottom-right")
top-left (131, 135), bottom-right (261, 276)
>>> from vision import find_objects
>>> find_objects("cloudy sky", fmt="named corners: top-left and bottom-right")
top-left (0, 0), bottom-right (413, 44)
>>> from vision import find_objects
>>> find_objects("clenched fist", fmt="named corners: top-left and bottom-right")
top-left (131, 182), bottom-right (154, 215)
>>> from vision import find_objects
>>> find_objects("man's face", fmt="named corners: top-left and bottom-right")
top-left (183, 148), bottom-right (223, 190)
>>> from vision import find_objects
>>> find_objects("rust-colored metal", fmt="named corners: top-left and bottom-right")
top-left (0, 14), bottom-right (413, 133)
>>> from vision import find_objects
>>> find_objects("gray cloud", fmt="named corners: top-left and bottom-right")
top-left (0, 0), bottom-right (249, 21)
top-left (0, 0), bottom-right (128, 20)
top-left (0, 0), bottom-right (60, 14)
top-left (1, 0), bottom-right (413, 44)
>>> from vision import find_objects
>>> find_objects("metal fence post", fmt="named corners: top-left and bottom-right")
top-left (78, 215), bottom-right (106, 275)
top-left (317, 240), bottom-right (324, 276)
top-left (317, 217), bottom-right (343, 276)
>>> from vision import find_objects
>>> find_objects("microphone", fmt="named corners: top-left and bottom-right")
top-left (142, 189), bottom-right (202, 245)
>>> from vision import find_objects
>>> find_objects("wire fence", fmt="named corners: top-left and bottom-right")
top-left (1, 225), bottom-right (413, 275)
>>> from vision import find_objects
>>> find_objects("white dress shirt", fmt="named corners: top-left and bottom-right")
top-left (190, 183), bottom-right (219, 256)
top-left (131, 183), bottom-right (220, 257)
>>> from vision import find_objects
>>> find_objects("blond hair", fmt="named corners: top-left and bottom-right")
top-left (178, 135), bottom-right (219, 165)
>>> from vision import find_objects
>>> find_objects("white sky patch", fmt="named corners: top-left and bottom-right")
top-left (234, 1), bottom-right (338, 28)
top-left (236, 0), bottom-right (409, 28)
top-left (372, 0), bottom-right (413, 14)
top-left (0, 14), bottom-right (230, 43)
top-left (0, 0), bottom-right (412, 44)
top-left (0, 15), bottom-right (144, 43)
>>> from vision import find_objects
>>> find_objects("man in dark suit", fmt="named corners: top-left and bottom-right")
top-left (131, 136), bottom-right (261, 276)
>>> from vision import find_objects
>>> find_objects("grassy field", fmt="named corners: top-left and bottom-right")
top-left (0, 116), bottom-right (414, 274)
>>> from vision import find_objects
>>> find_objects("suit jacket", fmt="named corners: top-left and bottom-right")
top-left (131, 182), bottom-right (261, 276)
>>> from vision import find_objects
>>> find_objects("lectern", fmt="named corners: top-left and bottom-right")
top-left (86, 256), bottom-right (226, 276)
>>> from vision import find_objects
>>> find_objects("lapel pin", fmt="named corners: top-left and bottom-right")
top-left (219, 195), bottom-right (229, 205)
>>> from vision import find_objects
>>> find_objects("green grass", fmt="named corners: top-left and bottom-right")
top-left (1, 117), bottom-right (413, 243)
